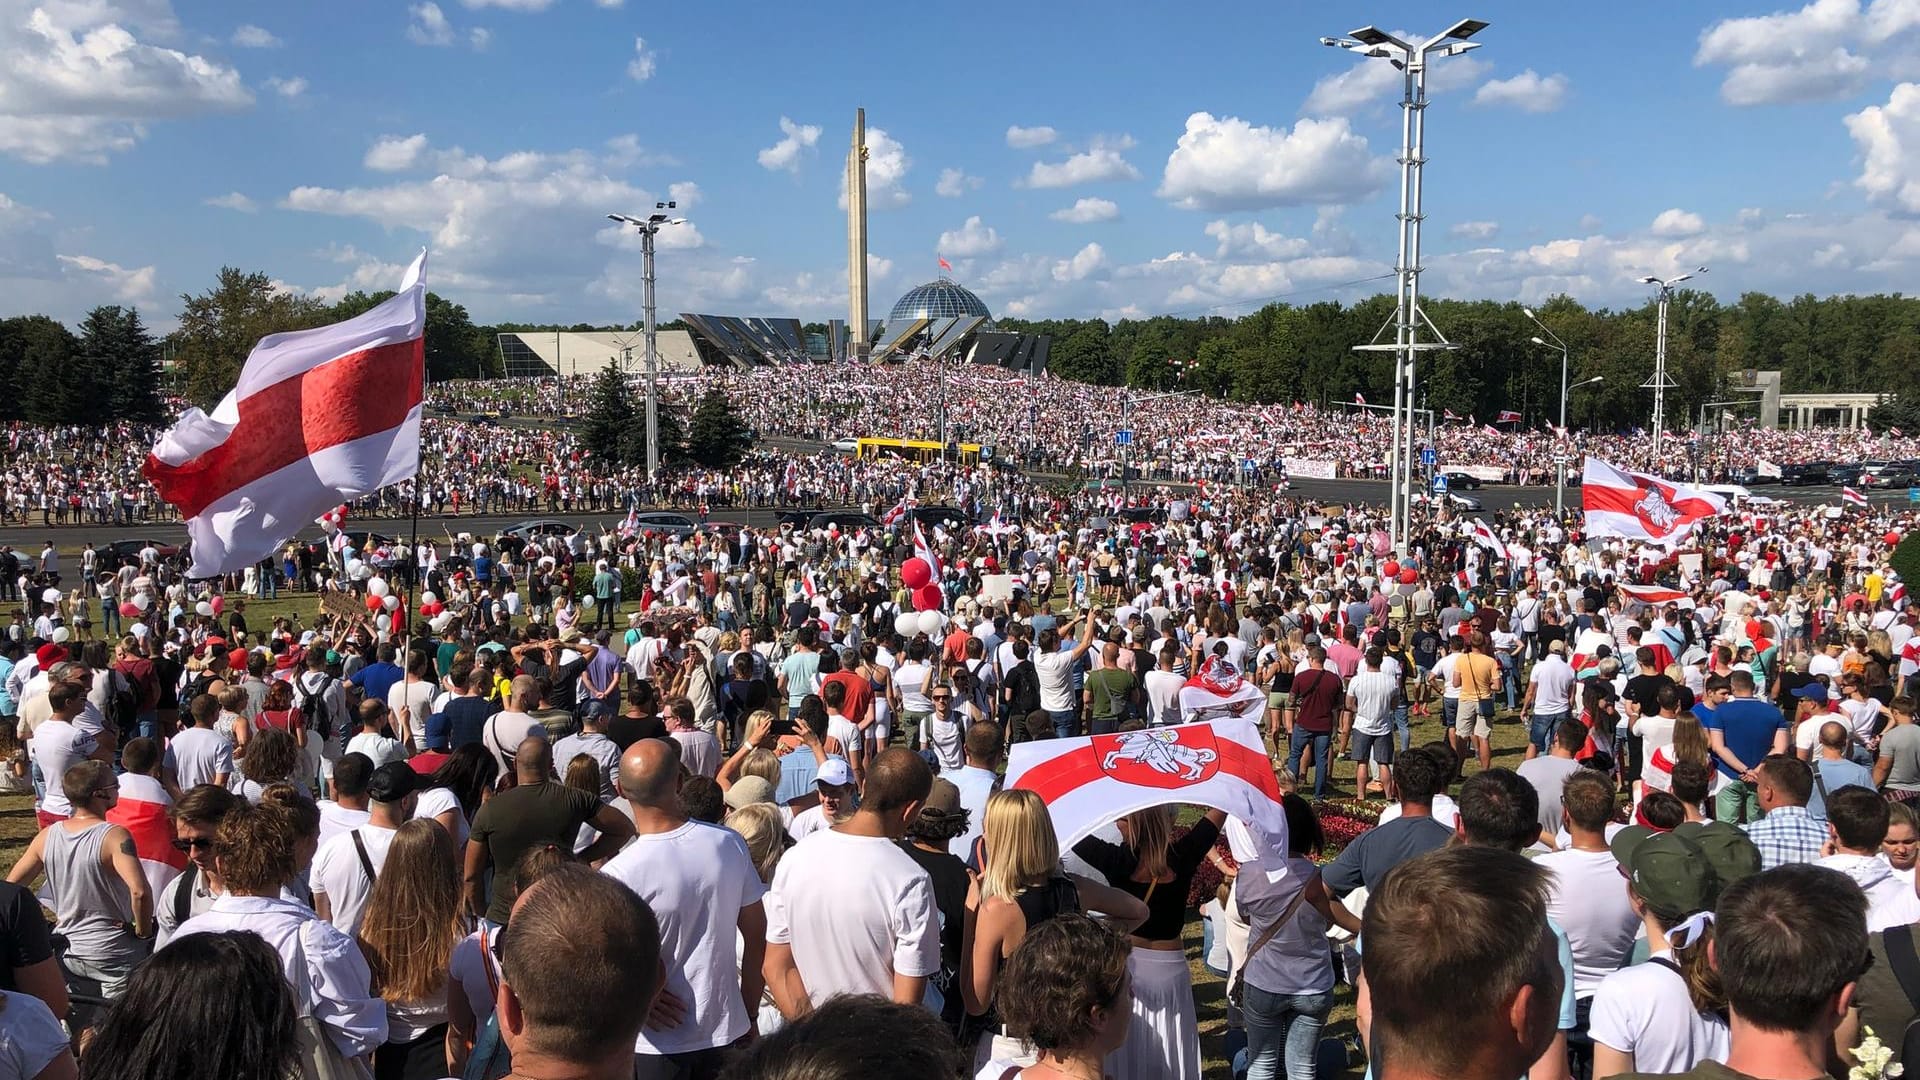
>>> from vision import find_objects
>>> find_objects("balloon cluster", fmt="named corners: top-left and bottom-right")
top-left (900, 557), bottom-right (942, 612)
top-left (318, 505), bottom-right (347, 534)
top-left (419, 591), bottom-right (445, 619)
top-left (893, 610), bottom-right (946, 637)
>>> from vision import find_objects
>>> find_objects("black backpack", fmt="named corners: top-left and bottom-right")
top-left (105, 670), bottom-right (138, 737)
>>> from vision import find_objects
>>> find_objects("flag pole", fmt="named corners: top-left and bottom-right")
top-left (408, 342), bottom-right (425, 646)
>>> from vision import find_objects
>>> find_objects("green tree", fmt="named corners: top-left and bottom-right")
top-left (1893, 532), bottom-right (1920, 591)
top-left (332, 291), bottom-right (498, 380)
top-left (75, 306), bottom-right (162, 421)
top-left (580, 366), bottom-right (638, 465)
top-left (5, 316), bottom-right (79, 423)
top-left (172, 268), bottom-right (328, 408)
top-left (683, 388), bottom-right (753, 468)
top-left (1869, 394), bottom-right (1920, 435)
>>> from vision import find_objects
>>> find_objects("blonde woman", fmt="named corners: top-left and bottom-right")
top-left (357, 819), bottom-right (467, 1080)
top-left (1071, 804), bottom-right (1226, 1080)
top-left (724, 802), bottom-right (792, 1037)
top-left (964, 790), bottom-right (1147, 1070)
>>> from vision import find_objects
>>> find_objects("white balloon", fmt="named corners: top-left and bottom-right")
top-left (51, 627), bottom-right (68, 643)
top-left (894, 612), bottom-right (919, 637)
top-left (195, 600), bottom-right (213, 617)
top-left (375, 613), bottom-right (391, 632)
top-left (580, 594), bottom-right (595, 609)
top-left (355, 563), bottom-right (373, 581)
top-left (421, 591), bottom-right (438, 605)
top-left (382, 595), bottom-right (400, 612)
top-left (368, 577), bottom-right (390, 598)
top-left (39, 588), bottom-right (59, 605)
top-left (917, 610), bottom-right (943, 636)
top-left (344, 559), bottom-right (364, 578)
top-left (321, 518), bottom-right (338, 534)
top-left (135, 593), bottom-right (152, 611)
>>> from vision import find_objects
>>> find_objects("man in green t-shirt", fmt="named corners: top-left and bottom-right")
top-left (1082, 640), bottom-right (1136, 736)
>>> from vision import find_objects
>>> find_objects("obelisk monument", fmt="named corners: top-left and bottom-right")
top-left (846, 108), bottom-right (870, 362)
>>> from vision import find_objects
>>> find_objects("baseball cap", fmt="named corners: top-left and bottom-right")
top-left (1672, 821), bottom-right (1763, 893)
top-left (367, 762), bottom-right (420, 804)
top-left (423, 712), bottom-right (452, 751)
top-left (816, 758), bottom-right (855, 788)
top-left (723, 775), bottom-right (776, 811)
top-left (917, 777), bottom-right (969, 827)
top-left (1791, 682), bottom-right (1830, 704)
top-left (1610, 826), bottom-right (1714, 920)
top-left (1548, 639), bottom-right (1567, 654)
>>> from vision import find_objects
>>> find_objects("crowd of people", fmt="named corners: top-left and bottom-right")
top-left (0, 447), bottom-right (1919, 1080)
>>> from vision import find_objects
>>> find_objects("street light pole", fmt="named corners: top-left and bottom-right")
top-left (1639, 267), bottom-right (1707, 469)
top-left (1117, 388), bottom-right (1202, 495)
top-left (1323, 17), bottom-right (1487, 555)
top-left (1524, 307), bottom-right (1570, 514)
top-left (607, 203), bottom-right (688, 478)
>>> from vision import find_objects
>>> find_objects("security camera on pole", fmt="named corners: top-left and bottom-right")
top-left (1320, 18), bottom-right (1488, 556)
top-left (607, 202), bottom-right (689, 477)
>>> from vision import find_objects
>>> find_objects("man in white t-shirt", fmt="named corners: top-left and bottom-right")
top-left (1537, 769), bottom-right (1641, 1033)
top-left (764, 748), bottom-right (940, 1016)
top-left (1341, 648), bottom-right (1401, 799)
top-left (602, 737), bottom-right (766, 1077)
top-left (1522, 641), bottom-right (1578, 760)
top-left (1033, 611), bottom-right (1098, 739)
top-left (26, 679), bottom-right (101, 825)
top-left (315, 753), bottom-right (373, 847)
top-left (167, 692), bottom-right (232, 791)
top-left (947, 724), bottom-right (1000, 868)
top-left (788, 758), bottom-right (857, 841)
top-left (344, 700), bottom-right (408, 769)
top-left (310, 763), bottom-right (417, 936)
top-left (385, 655), bottom-right (435, 754)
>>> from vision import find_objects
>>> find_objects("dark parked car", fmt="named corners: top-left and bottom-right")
top-left (1779, 462), bottom-right (1831, 486)
top-left (806, 510), bottom-right (881, 533)
top-left (1440, 471), bottom-right (1483, 490)
top-left (907, 506), bottom-right (973, 533)
top-left (102, 538), bottom-right (181, 565)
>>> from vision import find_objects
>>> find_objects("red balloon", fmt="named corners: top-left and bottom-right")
top-left (913, 584), bottom-right (943, 611)
top-left (365, 595), bottom-right (382, 612)
top-left (117, 602), bottom-right (140, 618)
top-left (1381, 560), bottom-right (1400, 579)
top-left (1398, 568), bottom-right (1418, 585)
top-left (900, 557), bottom-right (932, 590)
top-left (1888, 531), bottom-right (1902, 547)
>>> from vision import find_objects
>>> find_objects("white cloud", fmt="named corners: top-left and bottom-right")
top-left (1473, 70), bottom-right (1568, 112)
top-left (626, 36), bottom-right (656, 81)
top-left (1450, 220), bottom-right (1500, 240)
top-left (1302, 48), bottom-right (1487, 115)
top-left (850, 126), bottom-right (910, 209)
top-left (57, 254), bottom-right (155, 302)
top-left (1051, 197), bottom-right (1120, 224)
top-left (937, 215), bottom-right (1002, 258)
top-left (469, 27), bottom-right (490, 50)
top-left (264, 75), bottom-right (307, 99)
top-left (1006, 124), bottom-right (1057, 149)
top-left (1052, 242), bottom-right (1106, 282)
top-left (935, 168), bottom-right (981, 198)
top-left (1847, 82), bottom-right (1920, 213)
top-left (0, 1), bottom-right (253, 164)
top-left (868, 253), bottom-right (892, 280)
top-left (757, 115), bottom-right (820, 172)
top-left (1025, 137), bottom-right (1139, 188)
top-left (366, 133), bottom-right (429, 171)
top-left (232, 24), bottom-right (280, 47)
top-left (594, 0), bottom-right (623, 6)
top-left (1651, 208), bottom-right (1706, 237)
top-left (595, 219), bottom-right (705, 252)
top-left (1694, 0), bottom-right (1888, 104)
top-left (459, 0), bottom-right (555, 10)
top-left (1158, 112), bottom-right (1388, 210)
top-left (204, 192), bottom-right (257, 213)
top-left (407, 2), bottom-right (455, 45)
top-left (668, 180), bottom-right (700, 207)
top-left (1203, 220), bottom-right (1311, 260)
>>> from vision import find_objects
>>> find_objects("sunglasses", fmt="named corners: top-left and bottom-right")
top-left (171, 837), bottom-right (214, 853)
top-left (932, 694), bottom-right (951, 701)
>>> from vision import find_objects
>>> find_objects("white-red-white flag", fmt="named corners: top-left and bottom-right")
top-left (1497, 410), bottom-right (1523, 423)
top-left (1467, 519), bottom-right (1509, 560)
top-left (880, 496), bottom-right (912, 527)
top-left (1617, 582), bottom-right (1694, 609)
top-left (1843, 486), bottom-right (1869, 508)
top-left (1176, 656), bottom-right (1265, 723)
top-left (1580, 456), bottom-right (1726, 549)
top-left (1354, 392), bottom-right (1367, 405)
top-left (105, 773), bottom-right (186, 900)
top-left (146, 252), bottom-right (427, 577)
top-left (912, 519), bottom-right (943, 581)
top-left (1007, 716), bottom-right (1288, 861)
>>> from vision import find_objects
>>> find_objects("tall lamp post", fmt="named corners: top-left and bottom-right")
top-left (607, 202), bottom-right (687, 477)
top-left (1638, 267), bottom-right (1707, 468)
top-left (1118, 388), bottom-right (1202, 494)
top-left (1523, 307), bottom-right (1571, 513)
top-left (1322, 18), bottom-right (1488, 555)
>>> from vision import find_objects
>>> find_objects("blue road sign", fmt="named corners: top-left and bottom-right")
top-left (1432, 474), bottom-right (1450, 493)
top-left (1421, 447), bottom-right (1437, 466)
top-left (1114, 429), bottom-right (1133, 446)
top-left (1909, 487), bottom-right (1920, 504)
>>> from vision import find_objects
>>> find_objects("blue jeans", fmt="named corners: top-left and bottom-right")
top-left (1392, 704), bottom-right (1411, 753)
top-left (1048, 708), bottom-right (1078, 740)
top-left (1497, 653), bottom-right (1519, 711)
top-left (1529, 710), bottom-right (1569, 755)
top-left (1288, 729), bottom-right (1332, 799)
top-left (1244, 985), bottom-right (1334, 1080)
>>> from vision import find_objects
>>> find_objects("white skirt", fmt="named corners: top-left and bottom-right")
top-left (1107, 946), bottom-right (1201, 1080)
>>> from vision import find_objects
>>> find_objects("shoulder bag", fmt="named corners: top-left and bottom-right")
top-left (1227, 871), bottom-right (1316, 1010)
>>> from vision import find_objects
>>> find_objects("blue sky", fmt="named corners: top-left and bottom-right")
top-left (1, 0), bottom-right (1915, 329)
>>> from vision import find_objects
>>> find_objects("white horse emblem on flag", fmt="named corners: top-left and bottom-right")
top-left (1100, 728), bottom-right (1219, 782)
top-left (1633, 485), bottom-right (1681, 534)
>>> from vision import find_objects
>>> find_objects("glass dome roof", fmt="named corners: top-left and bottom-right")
top-left (887, 279), bottom-right (992, 325)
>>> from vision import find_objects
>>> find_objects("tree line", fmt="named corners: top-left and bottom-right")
top-left (1001, 290), bottom-right (1920, 432)
top-left (0, 307), bottom-right (164, 424)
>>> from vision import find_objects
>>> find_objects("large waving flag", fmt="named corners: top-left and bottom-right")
top-left (1176, 656), bottom-right (1265, 723)
top-left (1008, 716), bottom-right (1288, 864)
top-left (1580, 456), bottom-right (1726, 549)
top-left (1843, 486), bottom-right (1869, 509)
top-left (146, 253), bottom-right (427, 577)
top-left (1618, 582), bottom-right (1695, 609)
top-left (1466, 519), bottom-right (1509, 560)
top-left (106, 773), bottom-right (185, 900)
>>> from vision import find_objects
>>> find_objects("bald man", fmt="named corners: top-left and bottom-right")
top-left (601, 738), bottom-right (767, 1079)
top-left (1808, 719), bottom-right (1875, 824)
top-left (465, 736), bottom-right (634, 925)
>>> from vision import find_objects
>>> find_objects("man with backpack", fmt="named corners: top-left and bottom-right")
top-left (292, 648), bottom-right (346, 789)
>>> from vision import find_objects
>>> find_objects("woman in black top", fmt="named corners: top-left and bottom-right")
top-left (1071, 804), bottom-right (1225, 1080)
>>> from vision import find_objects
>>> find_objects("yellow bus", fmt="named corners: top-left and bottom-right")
top-left (854, 437), bottom-right (983, 464)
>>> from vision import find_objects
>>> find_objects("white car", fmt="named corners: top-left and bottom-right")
top-left (830, 437), bottom-right (860, 453)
